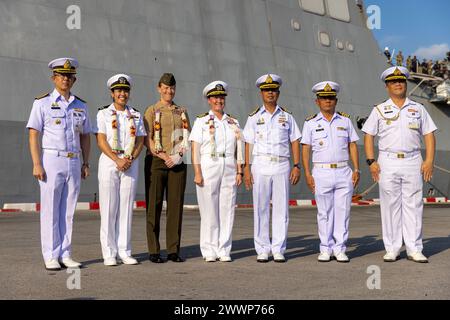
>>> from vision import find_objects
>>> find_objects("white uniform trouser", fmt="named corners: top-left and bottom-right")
top-left (252, 156), bottom-right (290, 255)
top-left (378, 152), bottom-right (424, 254)
top-left (98, 154), bottom-right (139, 259)
top-left (39, 152), bottom-right (81, 261)
top-left (196, 156), bottom-right (237, 258)
top-left (312, 166), bottom-right (353, 255)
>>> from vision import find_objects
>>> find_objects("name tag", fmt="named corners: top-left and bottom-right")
top-left (315, 128), bottom-right (324, 132)
top-left (409, 122), bottom-right (419, 130)
top-left (51, 106), bottom-right (61, 110)
top-left (384, 111), bottom-right (393, 114)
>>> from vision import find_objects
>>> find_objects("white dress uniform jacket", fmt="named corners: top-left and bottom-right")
top-left (189, 111), bottom-right (243, 259)
top-left (362, 98), bottom-right (437, 255)
top-left (243, 105), bottom-right (301, 256)
top-left (94, 104), bottom-right (146, 260)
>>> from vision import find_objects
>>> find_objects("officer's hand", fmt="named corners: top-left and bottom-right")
top-left (194, 173), bottom-right (204, 186)
top-left (244, 166), bottom-right (253, 190)
top-left (352, 170), bottom-right (360, 187)
top-left (290, 167), bottom-right (301, 185)
top-left (115, 158), bottom-right (128, 171)
top-left (165, 157), bottom-right (175, 168)
top-left (236, 174), bottom-right (243, 187)
top-left (81, 164), bottom-right (90, 179)
top-left (421, 160), bottom-right (434, 182)
top-left (33, 164), bottom-right (46, 181)
top-left (369, 162), bottom-right (380, 182)
top-left (305, 174), bottom-right (315, 194)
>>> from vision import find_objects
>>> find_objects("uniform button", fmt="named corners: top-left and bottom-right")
top-left (179, 136), bottom-right (183, 141)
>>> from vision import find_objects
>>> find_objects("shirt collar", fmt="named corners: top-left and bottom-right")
top-left (260, 105), bottom-right (281, 115)
top-left (208, 110), bottom-right (228, 121)
top-left (386, 98), bottom-right (412, 109)
top-left (51, 88), bottom-right (74, 104)
top-left (316, 111), bottom-right (339, 122)
top-left (109, 103), bottom-right (131, 113)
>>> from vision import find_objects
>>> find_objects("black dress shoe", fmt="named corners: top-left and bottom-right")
top-left (149, 254), bottom-right (165, 263)
top-left (167, 253), bottom-right (185, 262)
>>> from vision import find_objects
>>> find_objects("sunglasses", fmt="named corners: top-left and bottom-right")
top-left (261, 88), bottom-right (280, 93)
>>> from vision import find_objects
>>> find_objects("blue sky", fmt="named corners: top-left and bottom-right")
top-left (368, 0), bottom-right (450, 61)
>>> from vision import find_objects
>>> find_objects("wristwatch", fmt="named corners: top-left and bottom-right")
top-left (354, 169), bottom-right (361, 174)
top-left (366, 159), bottom-right (376, 166)
top-left (293, 163), bottom-right (300, 169)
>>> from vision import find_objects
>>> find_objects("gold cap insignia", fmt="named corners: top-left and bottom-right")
top-left (63, 60), bottom-right (71, 69)
top-left (216, 84), bottom-right (224, 91)
top-left (266, 75), bottom-right (273, 84)
top-left (324, 83), bottom-right (332, 92)
top-left (119, 77), bottom-right (127, 84)
top-left (393, 68), bottom-right (402, 76)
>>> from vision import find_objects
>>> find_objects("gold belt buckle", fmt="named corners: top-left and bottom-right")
top-left (219, 153), bottom-right (225, 157)
top-left (397, 153), bottom-right (405, 159)
top-left (67, 152), bottom-right (75, 158)
top-left (270, 156), bottom-right (278, 162)
top-left (330, 164), bottom-right (338, 168)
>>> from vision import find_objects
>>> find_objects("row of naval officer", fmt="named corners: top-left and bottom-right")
top-left (26, 57), bottom-right (437, 270)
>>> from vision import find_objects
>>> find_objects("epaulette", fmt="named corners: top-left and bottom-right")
top-left (197, 112), bottom-right (209, 118)
top-left (280, 106), bottom-right (292, 114)
top-left (305, 113), bottom-right (317, 121)
top-left (35, 92), bottom-right (50, 100)
top-left (131, 107), bottom-right (139, 112)
top-left (248, 106), bottom-right (260, 117)
top-left (226, 113), bottom-right (236, 120)
top-left (75, 95), bottom-right (86, 103)
top-left (374, 99), bottom-right (388, 107)
top-left (337, 111), bottom-right (351, 118)
top-left (98, 105), bottom-right (109, 111)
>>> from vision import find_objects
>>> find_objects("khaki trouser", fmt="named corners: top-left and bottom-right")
top-left (146, 156), bottom-right (187, 255)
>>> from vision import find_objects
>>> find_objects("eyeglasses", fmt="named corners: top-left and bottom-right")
top-left (54, 73), bottom-right (75, 80)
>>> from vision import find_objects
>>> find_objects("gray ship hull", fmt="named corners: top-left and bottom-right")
top-left (0, 0), bottom-right (449, 205)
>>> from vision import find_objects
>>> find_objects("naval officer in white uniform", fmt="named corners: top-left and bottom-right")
top-left (301, 81), bottom-right (360, 263)
top-left (94, 74), bottom-right (146, 266)
top-left (243, 74), bottom-right (302, 263)
top-left (362, 66), bottom-right (437, 263)
top-left (189, 81), bottom-right (244, 262)
top-left (27, 57), bottom-right (91, 270)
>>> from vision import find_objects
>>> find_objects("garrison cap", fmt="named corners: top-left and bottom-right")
top-left (203, 80), bottom-right (228, 98)
top-left (48, 57), bottom-right (78, 74)
top-left (107, 74), bottom-right (132, 90)
top-left (381, 66), bottom-right (409, 82)
top-left (159, 73), bottom-right (176, 86)
top-left (255, 74), bottom-right (282, 90)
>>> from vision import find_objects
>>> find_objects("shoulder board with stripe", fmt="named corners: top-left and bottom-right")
top-left (374, 99), bottom-right (388, 108)
top-left (35, 92), bottom-right (50, 100)
top-left (226, 113), bottom-right (237, 120)
top-left (131, 107), bottom-right (139, 112)
top-left (197, 112), bottom-right (209, 118)
top-left (305, 113), bottom-right (317, 121)
top-left (280, 106), bottom-right (292, 114)
top-left (337, 111), bottom-right (350, 118)
top-left (248, 106), bottom-right (260, 117)
top-left (98, 105), bottom-right (109, 111)
top-left (75, 95), bottom-right (86, 103)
